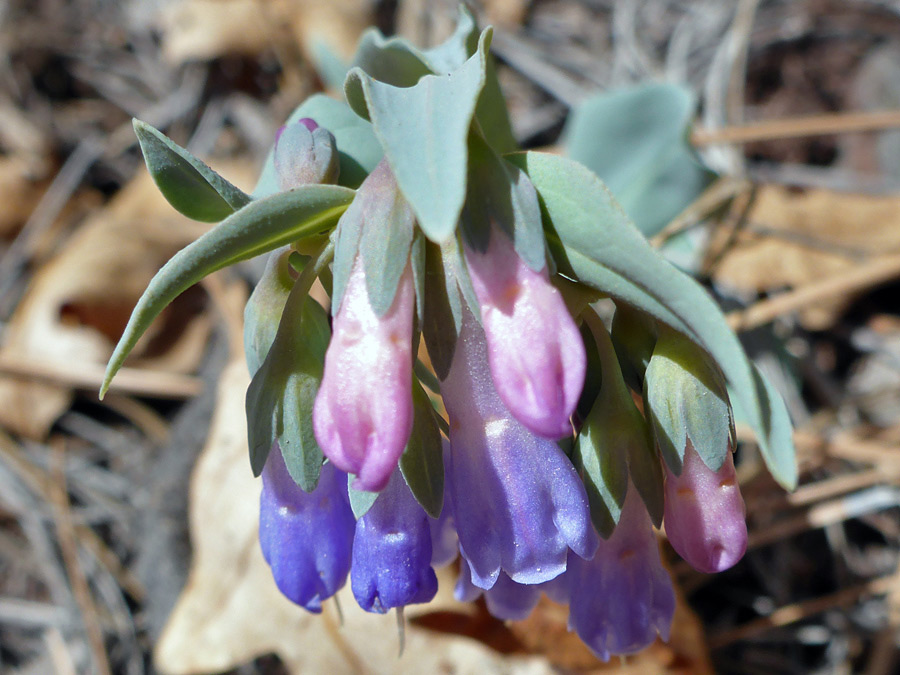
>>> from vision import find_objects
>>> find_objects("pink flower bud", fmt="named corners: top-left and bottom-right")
top-left (663, 443), bottom-right (747, 573)
top-left (312, 259), bottom-right (414, 492)
top-left (464, 227), bottom-right (585, 439)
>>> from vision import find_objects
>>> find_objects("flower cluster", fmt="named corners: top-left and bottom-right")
top-left (250, 117), bottom-right (750, 660)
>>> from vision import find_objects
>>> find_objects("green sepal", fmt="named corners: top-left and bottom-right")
top-left (254, 95), bottom-right (383, 195)
top-left (399, 379), bottom-right (444, 518)
top-left (644, 327), bottom-right (734, 474)
top-left (134, 119), bottom-right (251, 222)
top-left (245, 278), bottom-right (330, 489)
top-left (410, 232), bottom-right (426, 324)
top-left (100, 185), bottom-right (352, 398)
top-left (344, 29), bottom-right (492, 243)
top-left (421, 241), bottom-right (462, 381)
top-left (611, 302), bottom-right (658, 389)
top-left (460, 131), bottom-right (545, 272)
top-left (506, 151), bottom-right (797, 490)
top-left (243, 248), bottom-right (295, 376)
top-left (581, 313), bottom-right (663, 529)
top-left (349, 476), bottom-right (380, 519)
top-left (330, 161), bottom-right (414, 317)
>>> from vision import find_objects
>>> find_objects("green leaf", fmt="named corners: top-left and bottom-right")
top-left (461, 131), bottom-right (544, 272)
top-left (580, 312), bottom-right (663, 528)
top-left (243, 248), bottom-right (295, 376)
top-left (644, 327), bottom-right (734, 473)
top-left (245, 284), bottom-right (330, 487)
top-left (348, 477), bottom-right (380, 519)
top-left (351, 30), bottom-right (434, 87)
top-left (399, 379), bottom-right (444, 518)
top-left (610, 302), bottom-right (657, 388)
top-left (508, 151), bottom-right (797, 490)
top-left (100, 185), bottom-right (354, 397)
top-left (134, 119), bottom-right (251, 222)
top-left (254, 95), bottom-right (383, 196)
top-left (329, 161), bottom-right (414, 316)
top-left (421, 241), bottom-right (462, 381)
top-left (563, 83), bottom-right (714, 237)
top-left (344, 29), bottom-right (492, 243)
top-left (410, 232), bottom-right (426, 324)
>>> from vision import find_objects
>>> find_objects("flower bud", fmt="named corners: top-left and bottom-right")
top-left (351, 468), bottom-right (438, 613)
top-left (566, 485), bottom-right (675, 661)
top-left (664, 442), bottom-right (747, 573)
top-left (273, 117), bottom-right (339, 189)
top-left (312, 260), bottom-right (415, 492)
top-left (443, 307), bottom-right (597, 589)
top-left (464, 226), bottom-right (585, 439)
top-left (258, 448), bottom-right (355, 613)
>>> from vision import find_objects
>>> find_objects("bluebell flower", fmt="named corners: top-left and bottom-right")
top-left (259, 448), bottom-right (355, 613)
top-left (565, 485), bottom-right (675, 661)
top-left (442, 307), bottom-right (597, 589)
top-left (351, 468), bottom-right (438, 613)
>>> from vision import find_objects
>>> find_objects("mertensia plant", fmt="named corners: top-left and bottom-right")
top-left (101, 7), bottom-right (796, 661)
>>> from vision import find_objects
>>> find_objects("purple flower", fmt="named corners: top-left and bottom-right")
top-left (351, 468), bottom-right (438, 613)
top-left (455, 558), bottom-right (543, 621)
top-left (464, 226), bottom-right (585, 439)
top-left (566, 485), bottom-right (675, 661)
top-left (258, 448), bottom-right (355, 613)
top-left (429, 439), bottom-right (459, 569)
top-left (443, 308), bottom-right (597, 589)
top-left (273, 117), bottom-right (339, 189)
top-left (664, 442), bottom-right (747, 573)
top-left (312, 260), bottom-right (415, 492)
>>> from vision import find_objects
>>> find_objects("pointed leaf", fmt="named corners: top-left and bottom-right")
top-left (350, 30), bottom-right (433, 86)
top-left (410, 232), bottom-right (426, 324)
top-left (508, 151), bottom-right (797, 490)
top-left (644, 328), bottom-right (733, 473)
top-left (344, 30), bottom-right (492, 243)
top-left (254, 95), bottom-right (383, 196)
top-left (421, 241), bottom-right (461, 381)
top-left (243, 248), bottom-right (295, 376)
top-left (399, 379), bottom-right (444, 518)
top-left (134, 119), bottom-right (251, 222)
top-left (461, 131), bottom-right (544, 271)
top-left (245, 281), bottom-right (330, 487)
top-left (348, 477), bottom-right (380, 519)
top-left (100, 185), bottom-right (354, 397)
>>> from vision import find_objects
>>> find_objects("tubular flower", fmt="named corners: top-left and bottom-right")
top-left (258, 449), bottom-right (355, 613)
top-left (312, 259), bottom-right (415, 492)
top-left (663, 442), bottom-right (747, 573)
top-left (464, 225), bottom-right (586, 439)
top-left (565, 485), bottom-right (675, 661)
top-left (443, 307), bottom-right (597, 589)
top-left (351, 468), bottom-right (438, 613)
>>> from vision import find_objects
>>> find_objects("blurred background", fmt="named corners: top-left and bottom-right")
top-left (3, 0), bottom-right (900, 673)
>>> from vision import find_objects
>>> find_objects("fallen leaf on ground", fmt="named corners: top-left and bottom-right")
top-left (714, 185), bottom-right (900, 329)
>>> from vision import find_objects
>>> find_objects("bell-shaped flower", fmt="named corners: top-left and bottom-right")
top-left (443, 307), bottom-right (597, 589)
top-left (455, 558), bottom-right (543, 621)
top-left (463, 225), bottom-right (585, 439)
top-left (313, 259), bottom-right (415, 492)
top-left (258, 448), bottom-right (355, 613)
top-left (351, 468), bottom-right (438, 613)
top-left (664, 442), bottom-right (747, 573)
top-left (565, 485), bottom-right (675, 661)
top-left (273, 117), bottom-right (339, 189)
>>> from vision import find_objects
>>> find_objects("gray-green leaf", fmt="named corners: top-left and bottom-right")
top-left (100, 185), bottom-right (354, 398)
top-left (344, 29), bottom-right (492, 243)
top-left (245, 286), bottom-right (330, 488)
top-left (134, 119), bottom-right (251, 222)
top-left (508, 151), bottom-right (797, 489)
top-left (399, 379), bottom-right (444, 518)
